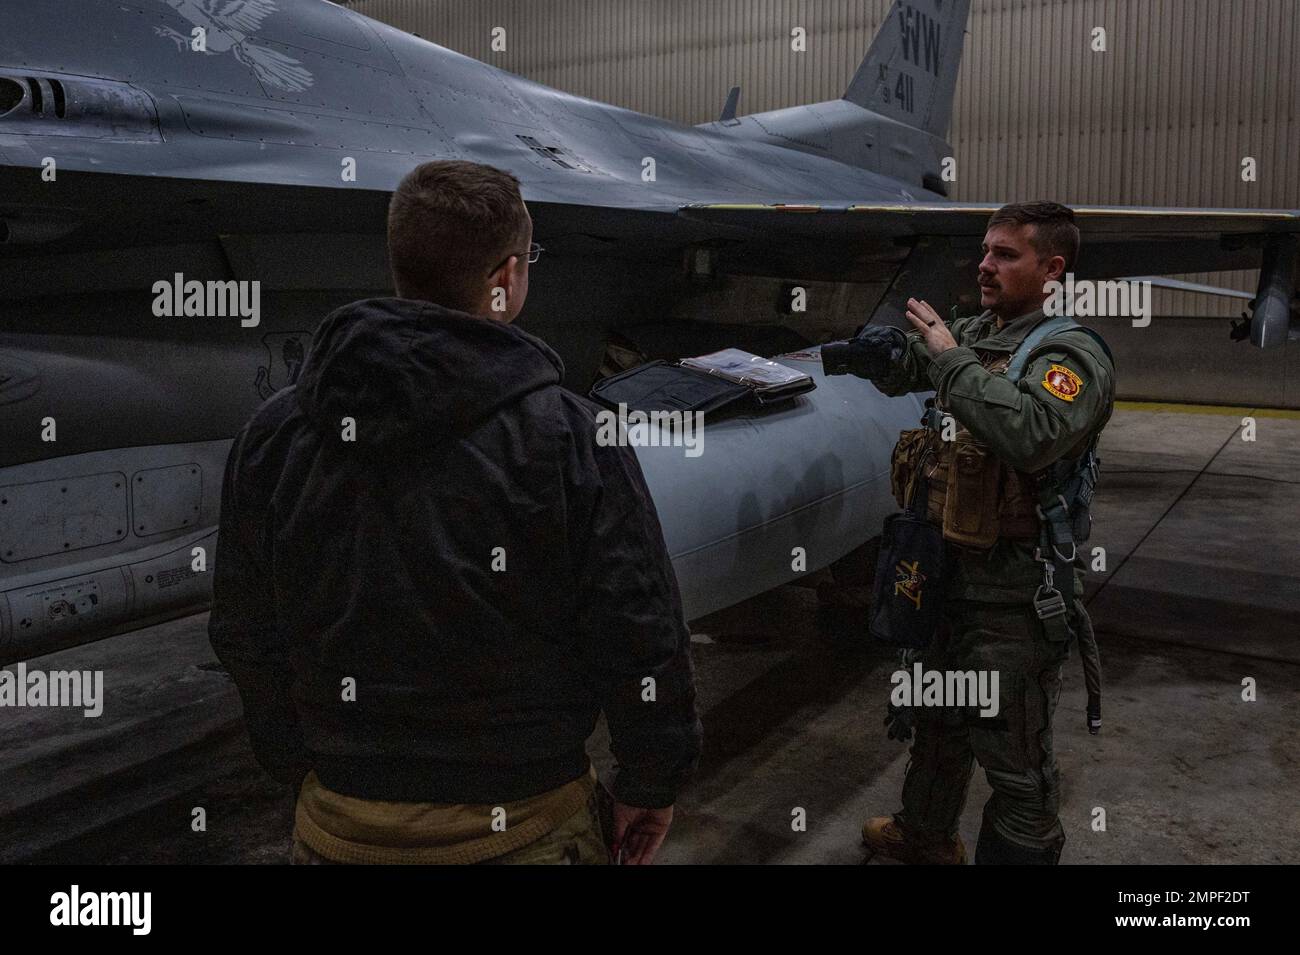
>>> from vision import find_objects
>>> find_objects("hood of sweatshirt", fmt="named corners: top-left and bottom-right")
top-left (294, 298), bottom-right (564, 446)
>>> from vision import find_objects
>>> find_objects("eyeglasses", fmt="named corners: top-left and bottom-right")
top-left (488, 242), bottom-right (544, 276)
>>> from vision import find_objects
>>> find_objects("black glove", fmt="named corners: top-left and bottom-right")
top-left (884, 701), bottom-right (915, 742)
top-left (822, 325), bottom-right (907, 380)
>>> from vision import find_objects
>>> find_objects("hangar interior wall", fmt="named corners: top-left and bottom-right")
top-left (345, 0), bottom-right (1300, 405)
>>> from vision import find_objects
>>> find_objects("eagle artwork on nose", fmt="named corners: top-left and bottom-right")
top-left (153, 0), bottom-right (315, 93)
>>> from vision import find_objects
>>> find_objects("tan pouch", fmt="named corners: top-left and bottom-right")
top-left (941, 432), bottom-right (1002, 548)
top-left (890, 428), bottom-right (930, 507)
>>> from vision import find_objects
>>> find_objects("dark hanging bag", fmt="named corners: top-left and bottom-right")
top-left (868, 447), bottom-right (952, 649)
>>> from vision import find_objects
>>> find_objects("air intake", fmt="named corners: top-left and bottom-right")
top-left (0, 74), bottom-right (159, 141)
top-left (0, 77), bottom-right (22, 117)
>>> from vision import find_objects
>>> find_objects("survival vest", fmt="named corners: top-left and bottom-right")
top-left (888, 315), bottom-right (1113, 550)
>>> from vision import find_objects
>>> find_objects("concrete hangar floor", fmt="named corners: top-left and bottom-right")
top-left (3, 403), bottom-right (1298, 864)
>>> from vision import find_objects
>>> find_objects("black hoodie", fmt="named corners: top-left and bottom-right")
top-left (209, 298), bottom-right (701, 808)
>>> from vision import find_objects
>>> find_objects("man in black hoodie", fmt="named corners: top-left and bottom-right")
top-left (209, 160), bottom-right (701, 865)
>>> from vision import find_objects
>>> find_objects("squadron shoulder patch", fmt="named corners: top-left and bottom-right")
top-left (1041, 364), bottom-right (1083, 401)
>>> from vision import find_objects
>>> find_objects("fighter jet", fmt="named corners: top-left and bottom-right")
top-left (1, 0), bottom-right (1296, 662)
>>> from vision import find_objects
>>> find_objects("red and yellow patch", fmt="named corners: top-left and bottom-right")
top-left (1041, 364), bottom-right (1083, 401)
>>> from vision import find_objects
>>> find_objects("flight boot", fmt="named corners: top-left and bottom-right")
top-left (861, 816), bottom-right (967, 865)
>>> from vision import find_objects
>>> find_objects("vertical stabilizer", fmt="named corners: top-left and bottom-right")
top-left (843, 0), bottom-right (971, 138)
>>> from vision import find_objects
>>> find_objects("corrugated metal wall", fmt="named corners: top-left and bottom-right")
top-left (344, 0), bottom-right (1299, 318)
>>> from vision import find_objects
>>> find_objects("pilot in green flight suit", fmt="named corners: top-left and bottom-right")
top-left (823, 201), bottom-right (1115, 864)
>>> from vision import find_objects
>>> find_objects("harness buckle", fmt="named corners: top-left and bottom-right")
top-left (1033, 585), bottom-right (1067, 620)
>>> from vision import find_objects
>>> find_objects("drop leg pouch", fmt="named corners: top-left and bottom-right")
top-left (869, 510), bottom-right (950, 650)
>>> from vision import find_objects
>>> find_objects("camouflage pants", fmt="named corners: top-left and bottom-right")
top-left (895, 598), bottom-right (1080, 860)
top-left (291, 791), bottom-right (610, 865)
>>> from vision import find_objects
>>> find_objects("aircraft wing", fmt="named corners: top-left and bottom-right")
top-left (1125, 276), bottom-right (1255, 300)
top-left (677, 201), bottom-right (1300, 270)
top-left (676, 202), bottom-right (1300, 347)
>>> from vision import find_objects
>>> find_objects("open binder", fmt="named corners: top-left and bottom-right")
top-left (589, 348), bottom-right (816, 416)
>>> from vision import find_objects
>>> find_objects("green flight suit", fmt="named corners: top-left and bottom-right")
top-left (872, 306), bottom-right (1115, 862)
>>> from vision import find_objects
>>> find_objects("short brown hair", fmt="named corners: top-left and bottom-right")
top-left (387, 160), bottom-right (530, 311)
top-left (987, 201), bottom-right (1080, 273)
